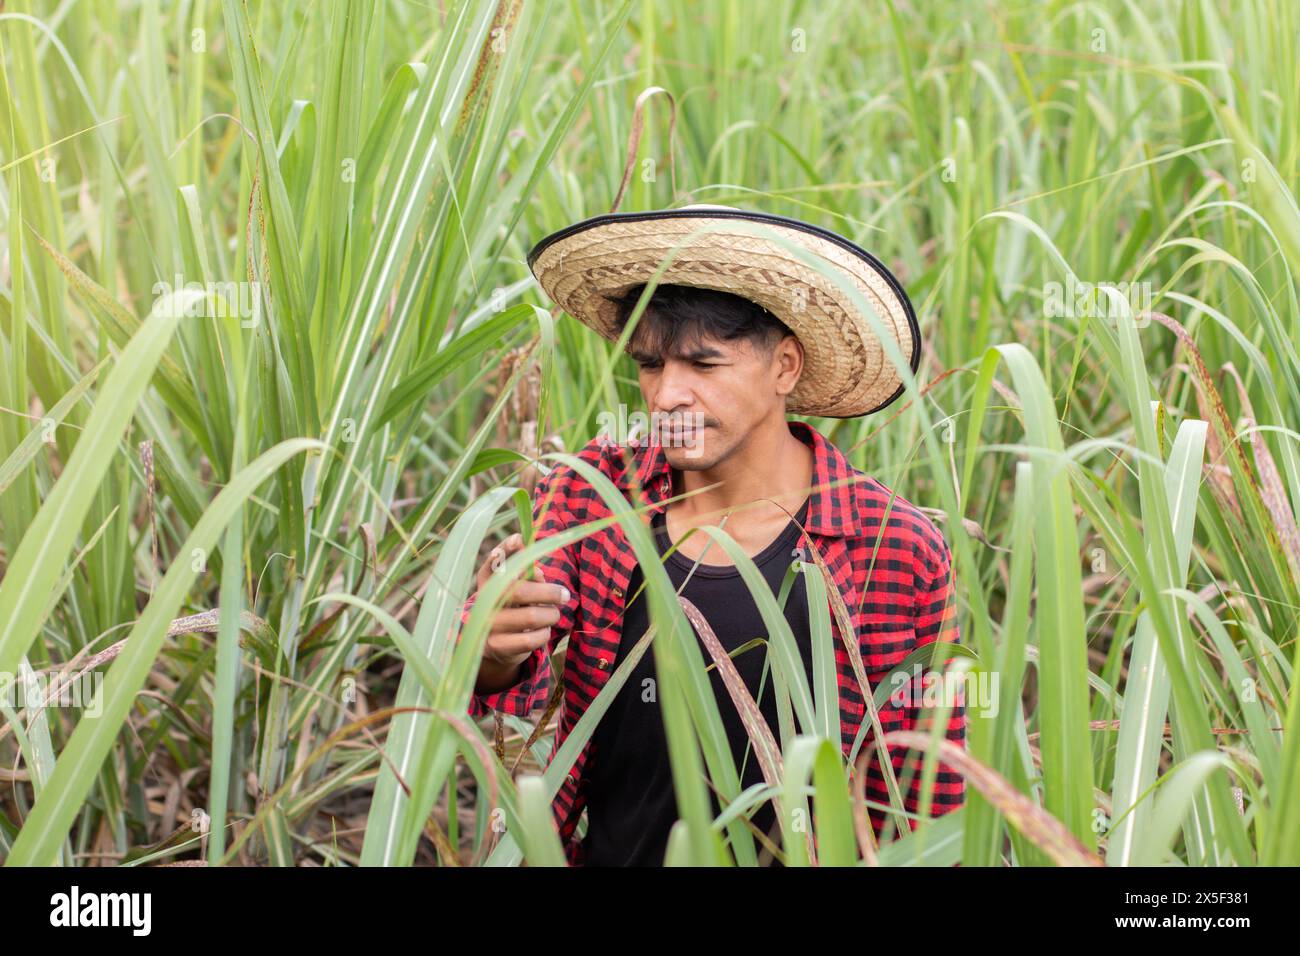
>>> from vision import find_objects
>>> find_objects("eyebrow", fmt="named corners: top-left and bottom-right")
top-left (628, 345), bottom-right (727, 364)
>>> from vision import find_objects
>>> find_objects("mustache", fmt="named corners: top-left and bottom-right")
top-left (652, 413), bottom-right (714, 428)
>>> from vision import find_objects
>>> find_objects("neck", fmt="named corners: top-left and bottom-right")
top-left (671, 416), bottom-right (813, 524)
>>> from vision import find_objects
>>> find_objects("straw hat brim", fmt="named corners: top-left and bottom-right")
top-left (525, 205), bottom-right (920, 418)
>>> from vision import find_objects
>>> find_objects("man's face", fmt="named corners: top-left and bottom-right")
top-left (628, 327), bottom-right (803, 470)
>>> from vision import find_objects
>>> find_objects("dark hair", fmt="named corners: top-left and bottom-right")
top-left (607, 283), bottom-right (793, 359)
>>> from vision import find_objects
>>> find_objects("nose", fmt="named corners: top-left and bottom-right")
top-left (650, 359), bottom-right (696, 414)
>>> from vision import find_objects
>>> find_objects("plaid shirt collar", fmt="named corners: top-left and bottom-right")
top-left (611, 418), bottom-right (865, 538)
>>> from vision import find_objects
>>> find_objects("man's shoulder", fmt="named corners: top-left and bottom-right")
top-left (846, 468), bottom-right (950, 568)
top-left (534, 433), bottom-right (647, 512)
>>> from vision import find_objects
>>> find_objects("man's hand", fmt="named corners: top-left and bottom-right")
top-left (473, 532), bottom-right (571, 695)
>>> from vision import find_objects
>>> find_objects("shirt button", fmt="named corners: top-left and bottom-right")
top-left (597, 658), bottom-right (610, 670)
top-left (612, 587), bottom-right (624, 599)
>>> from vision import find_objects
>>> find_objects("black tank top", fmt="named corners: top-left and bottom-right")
top-left (582, 498), bottom-right (813, 866)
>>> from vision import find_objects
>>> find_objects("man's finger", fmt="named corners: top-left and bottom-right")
top-left (475, 547), bottom-right (501, 589)
top-left (487, 627), bottom-right (552, 659)
top-left (475, 534), bottom-right (527, 589)
top-left (505, 579), bottom-right (570, 608)
top-left (492, 604), bottom-right (561, 634)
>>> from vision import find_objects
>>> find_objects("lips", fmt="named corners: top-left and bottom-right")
top-left (663, 425), bottom-right (706, 440)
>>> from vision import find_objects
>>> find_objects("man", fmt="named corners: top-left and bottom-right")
top-left (463, 205), bottom-right (965, 866)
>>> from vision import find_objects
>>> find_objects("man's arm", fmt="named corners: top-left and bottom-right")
top-left (858, 519), bottom-right (966, 841)
top-left (464, 464), bottom-right (581, 719)
top-left (901, 525), bottom-right (967, 823)
top-left (474, 638), bottom-right (530, 695)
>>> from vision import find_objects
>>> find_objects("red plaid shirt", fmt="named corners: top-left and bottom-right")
top-left (464, 419), bottom-right (965, 863)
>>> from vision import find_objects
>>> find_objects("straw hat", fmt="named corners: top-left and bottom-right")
top-left (525, 204), bottom-right (920, 418)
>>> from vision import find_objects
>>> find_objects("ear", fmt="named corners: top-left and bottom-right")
top-left (773, 334), bottom-right (804, 398)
